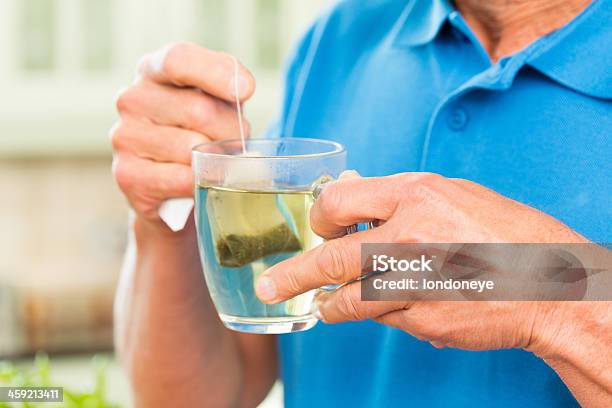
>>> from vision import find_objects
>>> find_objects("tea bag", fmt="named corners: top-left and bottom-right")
top-left (215, 223), bottom-right (301, 267)
top-left (207, 154), bottom-right (302, 268)
top-left (209, 57), bottom-right (301, 267)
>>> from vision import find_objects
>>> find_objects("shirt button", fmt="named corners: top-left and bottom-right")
top-left (447, 107), bottom-right (469, 131)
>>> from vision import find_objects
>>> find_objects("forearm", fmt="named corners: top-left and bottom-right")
top-left (546, 358), bottom-right (612, 407)
top-left (531, 302), bottom-right (612, 407)
top-left (114, 215), bottom-right (277, 407)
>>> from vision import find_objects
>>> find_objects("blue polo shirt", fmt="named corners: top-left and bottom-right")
top-left (269, 0), bottom-right (611, 406)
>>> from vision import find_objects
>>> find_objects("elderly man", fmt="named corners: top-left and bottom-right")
top-left (111, 0), bottom-right (611, 406)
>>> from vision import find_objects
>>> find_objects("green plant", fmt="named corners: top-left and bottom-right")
top-left (0, 354), bottom-right (120, 408)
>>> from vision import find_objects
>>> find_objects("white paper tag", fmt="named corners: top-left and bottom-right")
top-left (224, 151), bottom-right (273, 187)
top-left (158, 198), bottom-right (194, 232)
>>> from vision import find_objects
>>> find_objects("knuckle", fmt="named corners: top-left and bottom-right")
top-left (282, 269), bottom-right (303, 297)
top-left (449, 177), bottom-right (470, 185)
top-left (315, 240), bottom-right (352, 283)
top-left (388, 225), bottom-right (417, 243)
top-left (419, 172), bottom-right (444, 184)
top-left (336, 288), bottom-right (361, 320)
top-left (112, 157), bottom-right (134, 193)
top-left (404, 174), bottom-right (443, 203)
top-left (109, 122), bottom-right (129, 151)
top-left (115, 87), bottom-right (138, 113)
top-left (185, 96), bottom-right (214, 131)
top-left (162, 42), bottom-right (195, 81)
top-left (398, 172), bottom-right (442, 189)
top-left (449, 177), bottom-right (484, 193)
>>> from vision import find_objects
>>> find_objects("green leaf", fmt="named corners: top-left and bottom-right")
top-left (34, 353), bottom-right (51, 387)
top-left (0, 354), bottom-right (121, 407)
top-left (0, 361), bottom-right (17, 383)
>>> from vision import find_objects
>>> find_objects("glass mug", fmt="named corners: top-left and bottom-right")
top-left (193, 138), bottom-right (346, 334)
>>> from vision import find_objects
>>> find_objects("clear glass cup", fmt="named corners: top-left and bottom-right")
top-left (193, 138), bottom-right (346, 334)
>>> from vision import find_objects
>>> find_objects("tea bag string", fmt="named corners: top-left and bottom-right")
top-left (231, 55), bottom-right (247, 154)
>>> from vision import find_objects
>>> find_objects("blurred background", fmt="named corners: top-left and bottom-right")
top-left (0, 0), bottom-right (330, 406)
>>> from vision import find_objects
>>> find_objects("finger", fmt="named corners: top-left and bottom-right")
top-left (314, 282), bottom-right (413, 323)
top-left (375, 311), bottom-right (422, 337)
top-left (117, 81), bottom-right (249, 140)
top-left (138, 42), bottom-right (255, 102)
top-left (310, 174), bottom-right (406, 239)
top-left (311, 172), bottom-right (446, 239)
top-left (373, 305), bottom-right (447, 344)
top-left (113, 154), bottom-right (193, 202)
top-left (338, 169), bottom-right (361, 180)
top-left (255, 225), bottom-right (389, 304)
top-left (111, 120), bottom-right (210, 165)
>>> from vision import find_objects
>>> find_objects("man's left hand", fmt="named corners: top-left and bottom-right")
top-left (255, 172), bottom-right (587, 353)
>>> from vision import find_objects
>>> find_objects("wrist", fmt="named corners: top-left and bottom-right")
top-left (130, 210), bottom-right (202, 286)
top-left (133, 211), bottom-right (197, 246)
top-left (525, 301), bottom-right (577, 361)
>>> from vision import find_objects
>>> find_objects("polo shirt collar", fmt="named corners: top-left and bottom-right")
top-left (390, 0), bottom-right (611, 99)
top-left (526, 0), bottom-right (612, 99)
top-left (390, 0), bottom-right (454, 47)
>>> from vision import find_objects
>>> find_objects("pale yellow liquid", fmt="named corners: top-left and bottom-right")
top-left (195, 185), bottom-right (323, 332)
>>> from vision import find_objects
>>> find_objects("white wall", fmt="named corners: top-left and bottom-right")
top-left (0, 0), bottom-right (331, 157)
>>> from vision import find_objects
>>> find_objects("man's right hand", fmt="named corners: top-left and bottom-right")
top-left (110, 44), bottom-right (277, 408)
top-left (111, 42), bottom-right (254, 226)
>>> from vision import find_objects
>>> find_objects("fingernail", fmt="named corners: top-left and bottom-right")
top-left (230, 74), bottom-right (251, 98)
top-left (256, 275), bottom-right (277, 303)
top-left (339, 170), bottom-right (360, 180)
